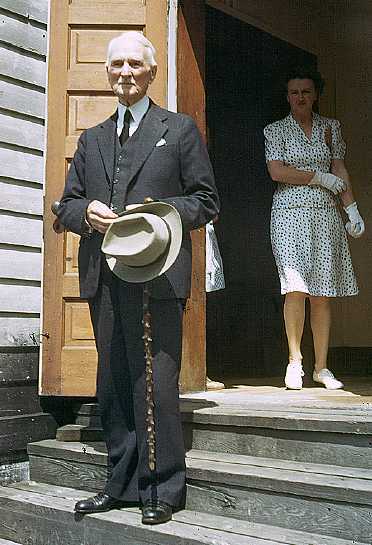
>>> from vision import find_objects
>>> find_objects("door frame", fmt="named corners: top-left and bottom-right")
top-left (177, 0), bottom-right (207, 392)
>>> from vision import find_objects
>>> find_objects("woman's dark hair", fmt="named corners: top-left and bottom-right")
top-left (285, 66), bottom-right (325, 95)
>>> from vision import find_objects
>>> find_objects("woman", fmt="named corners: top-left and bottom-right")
top-left (264, 67), bottom-right (365, 390)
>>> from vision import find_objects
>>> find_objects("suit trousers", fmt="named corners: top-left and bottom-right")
top-left (88, 260), bottom-right (186, 507)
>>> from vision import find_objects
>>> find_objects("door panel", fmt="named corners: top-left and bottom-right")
top-left (68, 96), bottom-right (118, 135)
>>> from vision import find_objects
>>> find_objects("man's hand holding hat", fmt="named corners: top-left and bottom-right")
top-left (101, 201), bottom-right (182, 283)
top-left (86, 200), bottom-right (118, 233)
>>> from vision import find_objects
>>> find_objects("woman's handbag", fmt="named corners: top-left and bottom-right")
top-left (205, 221), bottom-right (225, 292)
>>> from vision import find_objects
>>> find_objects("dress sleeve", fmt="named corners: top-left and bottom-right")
top-left (330, 119), bottom-right (346, 160)
top-left (263, 123), bottom-right (285, 162)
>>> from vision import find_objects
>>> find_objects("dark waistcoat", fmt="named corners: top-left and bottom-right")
top-left (110, 118), bottom-right (147, 214)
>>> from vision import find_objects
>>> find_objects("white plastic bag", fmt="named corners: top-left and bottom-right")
top-left (205, 221), bottom-right (225, 292)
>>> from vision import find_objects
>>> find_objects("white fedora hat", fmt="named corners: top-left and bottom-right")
top-left (101, 201), bottom-right (182, 283)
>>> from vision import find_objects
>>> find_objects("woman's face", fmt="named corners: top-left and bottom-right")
top-left (287, 78), bottom-right (318, 116)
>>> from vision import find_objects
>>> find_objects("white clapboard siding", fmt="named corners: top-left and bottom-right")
top-left (0, 79), bottom-right (45, 119)
top-left (0, 284), bottom-right (41, 313)
top-left (0, 248), bottom-right (41, 281)
top-left (0, 214), bottom-right (42, 248)
top-left (1, 12), bottom-right (47, 57)
top-left (0, 0), bottom-right (48, 24)
top-left (0, 180), bottom-right (43, 215)
top-left (0, 316), bottom-right (40, 346)
top-left (1, 147), bottom-right (44, 184)
top-left (0, 47), bottom-right (46, 88)
top-left (0, 113), bottom-right (44, 151)
top-left (0, 0), bottom-right (48, 347)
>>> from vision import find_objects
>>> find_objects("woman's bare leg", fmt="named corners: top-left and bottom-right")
top-left (283, 291), bottom-right (307, 363)
top-left (309, 296), bottom-right (331, 372)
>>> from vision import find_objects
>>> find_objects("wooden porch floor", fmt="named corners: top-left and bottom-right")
top-left (181, 376), bottom-right (372, 416)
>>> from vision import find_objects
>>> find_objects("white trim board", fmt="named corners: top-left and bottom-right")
top-left (167, 0), bottom-right (178, 112)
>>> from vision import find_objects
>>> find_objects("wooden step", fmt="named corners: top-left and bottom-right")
top-left (186, 449), bottom-right (372, 504)
top-left (0, 481), bottom-right (369, 545)
top-left (0, 412), bottom-right (56, 455)
top-left (57, 402), bottom-right (372, 469)
top-left (27, 440), bottom-right (372, 542)
top-left (185, 450), bottom-right (372, 542)
top-left (181, 401), bottom-right (372, 469)
top-left (29, 439), bottom-right (108, 492)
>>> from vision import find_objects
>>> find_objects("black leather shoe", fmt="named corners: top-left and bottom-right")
top-left (141, 500), bottom-right (172, 525)
top-left (74, 492), bottom-right (121, 514)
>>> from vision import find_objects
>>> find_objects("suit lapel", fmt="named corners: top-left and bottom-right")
top-left (127, 104), bottom-right (168, 185)
top-left (96, 114), bottom-right (117, 186)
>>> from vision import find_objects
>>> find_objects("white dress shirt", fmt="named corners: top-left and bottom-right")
top-left (116, 95), bottom-right (150, 138)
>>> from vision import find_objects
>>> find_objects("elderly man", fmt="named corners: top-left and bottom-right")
top-left (57, 31), bottom-right (219, 524)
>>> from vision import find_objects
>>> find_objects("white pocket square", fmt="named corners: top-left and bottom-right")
top-left (155, 138), bottom-right (166, 147)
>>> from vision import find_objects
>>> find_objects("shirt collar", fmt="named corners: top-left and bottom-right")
top-left (288, 111), bottom-right (319, 126)
top-left (117, 95), bottom-right (150, 127)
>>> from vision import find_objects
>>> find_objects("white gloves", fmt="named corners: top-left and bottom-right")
top-left (309, 173), bottom-right (364, 238)
top-left (344, 201), bottom-right (365, 238)
top-left (309, 171), bottom-right (346, 195)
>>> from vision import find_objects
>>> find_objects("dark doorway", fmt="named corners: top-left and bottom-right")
top-left (205, 6), bottom-right (317, 381)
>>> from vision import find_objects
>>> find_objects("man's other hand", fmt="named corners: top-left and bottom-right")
top-left (53, 218), bottom-right (65, 234)
top-left (86, 200), bottom-right (118, 233)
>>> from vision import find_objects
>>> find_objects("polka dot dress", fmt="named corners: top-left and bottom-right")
top-left (264, 113), bottom-right (358, 297)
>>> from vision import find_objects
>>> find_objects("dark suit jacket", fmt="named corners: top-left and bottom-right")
top-left (58, 102), bottom-right (220, 300)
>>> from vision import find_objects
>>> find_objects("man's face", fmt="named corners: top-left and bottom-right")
top-left (106, 39), bottom-right (157, 106)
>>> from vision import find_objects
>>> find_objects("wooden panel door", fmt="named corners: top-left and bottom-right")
top-left (42, 0), bottom-right (208, 396)
top-left (41, 0), bottom-right (169, 395)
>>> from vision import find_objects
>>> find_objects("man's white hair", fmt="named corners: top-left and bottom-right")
top-left (106, 31), bottom-right (157, 67)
